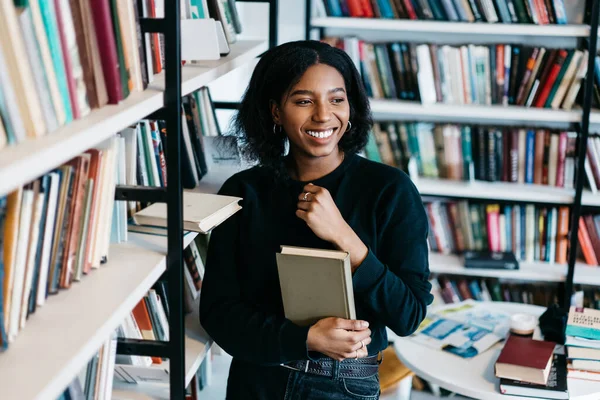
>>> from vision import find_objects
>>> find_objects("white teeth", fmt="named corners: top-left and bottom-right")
top-left (306, 128), bottom-right (334, 138)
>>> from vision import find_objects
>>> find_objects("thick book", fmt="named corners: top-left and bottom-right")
top-left (500, 354), bottom-right (568, 399)
top-left (132, 191), bottom-right (241, 234)
top-left (566, 307), bottom-right (600, 340)
top-left (495, 335), bottom-right (556, 385)
top-left (463, 250), bottom-right (519, 270)
top-left (276, 246), bottom-right (356, 326)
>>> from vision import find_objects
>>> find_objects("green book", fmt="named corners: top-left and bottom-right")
top-left (37, 0), bottom-right (72, 123)
top-left (110, 0), bottom-right (130, 99)
top-left (461, 126), bottom-right (474, 181)
top-left (364, 131), bottom-right (382, 163)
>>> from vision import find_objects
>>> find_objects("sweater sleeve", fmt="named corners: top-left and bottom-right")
top-left (352, 175), bottom-right (433, 337)
top-left (199, 177), bottom-right (311, 366)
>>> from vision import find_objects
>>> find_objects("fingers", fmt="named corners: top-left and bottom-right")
top-left (333, 318), bottom-right (369, 331)
top-left (296, 201), bottom-right (312, 211)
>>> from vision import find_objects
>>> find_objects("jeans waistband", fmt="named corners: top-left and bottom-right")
top-left (281, 354), bottom-right (381, 379)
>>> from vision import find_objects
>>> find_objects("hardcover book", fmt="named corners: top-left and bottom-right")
top-left (500, 354), bottom-right (568, 399)
top-left (495, 335), bottom-right (556, 385)
top-left (276, 246), bottom-right (356, 326)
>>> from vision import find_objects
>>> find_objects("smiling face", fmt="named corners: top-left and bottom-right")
top-left (271, 63), bottom-right (350, 161)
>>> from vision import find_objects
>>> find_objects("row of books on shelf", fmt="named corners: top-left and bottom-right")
top-left (326, 37), bottom-right (591, 110)
top-left (316, 0), bottom-right (574, 24)
top-left (430, 276), bottom-right (559, 306)
top-left (0, 137), bottom-right (122, 350)
top-left (424, 199), bottom-right (573, 264)
top-left (0, 0), bottom-right (242, 148)
top-left (117, 88), bottom-right (225, 208)
top-left (366, 122), bottom-right (579, 187)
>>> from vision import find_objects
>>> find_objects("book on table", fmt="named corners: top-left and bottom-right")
top-left (499, 354), bottom-right (568, 399)
top-left (495, 335), bottom-right (556, 385)
top-left (131, 191), bottom-right (242, 234)
top-left (566, 306), bottom-right (600, 340)
top-left (276, 246), bottom-right (356, 326)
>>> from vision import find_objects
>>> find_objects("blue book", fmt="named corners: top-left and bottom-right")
top-left (0, 196), bottom-right (7, 350)
top-left (546, 208), bottom-right (554, 262)
top-left (552, 0), bottom-right (567, 24)
top-left (504, 205), bottom-right (512, 252)
top-left (377, 0), bottom-right (395, 18)
top-left (594, 56), bottom-right (600, 87)
top-left (468, 281), bottom-right (483, 301)
top-left (525, 130), bottom-right (535, 184)
top-left (326, 0), bottom-right (343, 16)
top-left (467, 48), bottom-right (478, 104)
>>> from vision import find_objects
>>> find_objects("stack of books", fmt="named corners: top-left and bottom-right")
top-left (495, 335), bottom-right (567, 399)
top-left (565, 307), bottom-right (600, 382)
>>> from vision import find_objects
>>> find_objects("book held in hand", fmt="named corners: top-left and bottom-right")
top-left (500, 354), bottom-right (568, 399)
top-left (131, 191), bottom-right (241, 234)
top-left (495, 335), bottom-right (556, 385)
top-left (276, 246), bottom-right (356, 326)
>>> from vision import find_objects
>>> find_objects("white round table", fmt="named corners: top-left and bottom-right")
top-left (392, 302), bottom-right (600, 400)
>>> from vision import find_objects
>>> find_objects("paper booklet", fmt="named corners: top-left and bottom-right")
top-left (412, 300), bottom-right (511, 358)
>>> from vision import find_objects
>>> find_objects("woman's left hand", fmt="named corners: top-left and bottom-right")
top-left (296, 184), bottom-right (368, 270)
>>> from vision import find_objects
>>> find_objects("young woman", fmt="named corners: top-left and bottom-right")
top-left (200, 40), bottom-right (432, 399)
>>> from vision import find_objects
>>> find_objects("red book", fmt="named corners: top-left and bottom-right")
top-left (584, 215), bottom-right (600, 262)
top-left (495, 335), bottom-right (555, 385)
top-left (359, 0), bottom-right (374, 17)
top-left (534, 50), bottom-right (569, 108)
top-left (578, 217), bottom-right (599, 266)
top-left (402, 0), bottom-right (418, 19)
top-left (90, 0), bottom-right (122, 104)
top-left (556, 207), bottom-right (569, 263)
top-left (346, 0), bottom-right (364, 16)
top-left (53, 0), bottom-right (80, 118)
top-left (555, 132), bottom-right (567, 187)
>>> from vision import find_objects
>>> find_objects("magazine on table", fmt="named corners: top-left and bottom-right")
top-left (412, 300), bottom-right (511, 358)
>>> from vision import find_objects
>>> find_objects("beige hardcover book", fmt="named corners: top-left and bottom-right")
top-left (276, 245), bottom-right (356, 326)
top-left (8, 188), bottom-right (34, 341)
top-left (95, 138), bottom-right (119, 267)
top-left (551, 50), bottom-right (583, 110)
top-left (0, 0), bottom-right (46, 137)
top-left (3, 189), bottom-right (23, 330)
top-left (19, 181), bottom-right (43, 329)
top-left (132, 191), bottom-right (242, 234)
top-left (562, 50), bottom-right (589, 110)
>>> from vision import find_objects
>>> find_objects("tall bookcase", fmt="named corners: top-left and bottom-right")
top-left (0, 4), bottom-right (271, 400)
top-left (305, 0), bottom-right (600, 309)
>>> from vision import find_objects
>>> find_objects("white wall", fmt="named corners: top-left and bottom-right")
top-left (208, 0), bottom-right (307, 133)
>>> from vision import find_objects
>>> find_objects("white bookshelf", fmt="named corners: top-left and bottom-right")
top-left (0, 232), bottom-right (194, 400)
top-left (0, 39), bottom-right (267, 198)
top-left (416, 177), bottom-right (577, 204)
top-left (311, 17), bottom-right (593, 37)
top-left (369, 98), bottom-right (588, 126)
top-left (429, 252), bottom-right (600, 285)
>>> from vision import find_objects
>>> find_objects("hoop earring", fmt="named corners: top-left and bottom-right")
top-left (346, 121), bottom-right (352, 132)
top-left (273, 123), bottom-right (282, 134)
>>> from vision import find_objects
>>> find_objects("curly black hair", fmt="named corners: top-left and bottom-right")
top-left (230, 40), bottom-right (373, 179)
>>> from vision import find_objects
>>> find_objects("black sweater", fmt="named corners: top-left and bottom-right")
top-left (200, 153), bottom-right (433, 366)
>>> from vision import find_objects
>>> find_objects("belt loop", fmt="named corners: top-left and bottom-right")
top-left (378, 350), bottom-right (384, 365)
top-left (332, 359), bottom-right (340, 380)
top-left (304, 360), bottom-right (309, 373)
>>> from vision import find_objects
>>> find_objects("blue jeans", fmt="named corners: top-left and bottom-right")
top-left (284, 364), bottom-right (380, 400)
top-left (225, 358), bottom-right (381, 400)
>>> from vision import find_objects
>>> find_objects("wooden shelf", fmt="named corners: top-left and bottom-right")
top-left (416, 178), bottom-right (575, 204)
top-left (311, 17), bottom-right (592, 38)
top-left (0, 40), bottom-right (267, 197)
top-left (429, 252), bottom-right (600, 285)
top-left (369, 99), bottom-right (589, 126)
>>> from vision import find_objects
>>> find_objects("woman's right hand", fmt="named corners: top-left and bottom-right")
top-left (306, 317), bottom-right (372, 361)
